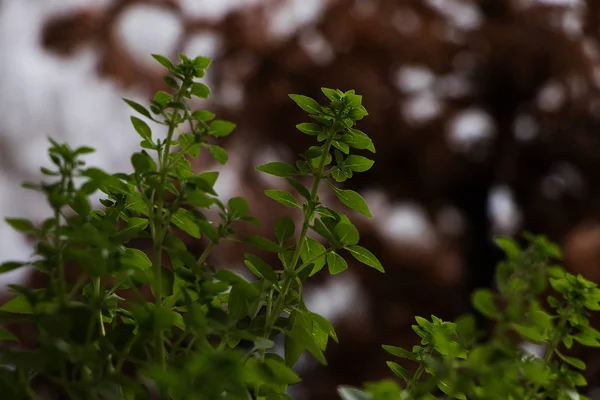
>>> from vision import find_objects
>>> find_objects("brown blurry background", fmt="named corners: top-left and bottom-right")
top-left (3, 0), bottom-right (600, 398)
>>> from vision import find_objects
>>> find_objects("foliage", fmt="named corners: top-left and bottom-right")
top-left (0, 53), bottom-right (381, 399)
top-left (340, 235), bottom-right (600, 400)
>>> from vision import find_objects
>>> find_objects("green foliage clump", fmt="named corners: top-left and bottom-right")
top-left (0, 53), bottom-right (381, 399)
top-left (341, 235), bottom-right (600, 400)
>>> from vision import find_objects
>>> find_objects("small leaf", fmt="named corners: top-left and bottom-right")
top-left (333, 188), bottom-right (372, 217)
top-left (556, 351), bottom-right (586, 370)
top-left (275, 216), bottom-right (296, 242)
top-left (327, 252), bottom-right (348, 275)
top-left (382, 345), bottom-right (417, 361)
top-left (345, 245), bottom-right (384, 272)
top-left (289, 94), bottom-right (322, 114)
top-left (208, 120), bottom-right (236, 137)
top-left (228, 197), bottom-right (249, 217)
top-left (0, 295), bottom-right (32, 314)
top-left (344, 155), bottom-right (374, 172)
top-left (321, 87), bottom-right (341, 101)
top-left (334, 222), bottom-right (360, 246)
top-left (0, 327), bottom-right (18, 342)
top-left (4, 218), bottom-right (36, 233)
top-left (130, 116), bottom-right (152, 142)
top-left (0, 262), bottom-right (27, 274)
top-left (296, 123), bottom-right (322, 136)
top-left (243, 236), bottom-right (285, 252)
top-left (386, 361), bottom-right (411, 382)
top-left (191, 82), bottom-right (211, 98)
top-left (244, 254), bottom-right (278, 282)
top-left (471, 289), bottom-right (500, 320)
top-left (191, 110), bottom-right (215, 121)
top-left (256, 162), bottom-right (297, 177)
top-left (287, 178), bottom-right (311, 199)
top-left (123, 98), bottom-right (154, 119)
top-left (208, 145), bottom-right (228, 164)
top-left (265, 189), bottom-right (300, 208)
top-left (151, 54), bottom-right (175, 70)
top-left (171, 209), bottom-right (201, 238)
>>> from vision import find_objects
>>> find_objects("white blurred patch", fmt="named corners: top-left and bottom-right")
top-left (383, 203), bottom-right (437, 249)
top-left (435, 74), bottom-right (472, 98)
top-left (425, 0), bottom-right (482, 31)
top-left (184, 32), bottom-right (223, 60)
top-left (304, 272), bottom-right (367, 322)
top-left (392, 7), bottom-right (421, 35)
top-left (446, 108), bottom-right (496, 154)
top-left (299, 29), bottom-right (334, 65)
top-left (180, 0), bottom-right (261, 19)
top-left (401, 91), bottom-right (443, 125)
top-left (537, 81), bottom-right (565, 112)
top-left (488, 186), bottom-right (522, 235)
top-left (513, 114), bottom-right (539, 143)
top-left (116, 4), bottom-right (183, 66)
top-left (269, 0), bottom-right (325, 38)
top-left (521, 341), bottom-right (545, 359)
top-left (394, 66), bottom-right (435, 94)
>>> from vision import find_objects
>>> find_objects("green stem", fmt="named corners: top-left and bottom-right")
top-left (93, 278), bottom-right (106, 337)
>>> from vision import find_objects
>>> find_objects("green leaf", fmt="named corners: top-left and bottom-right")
top-left (264, 189), bottom-right (300, 208)
top-left (0, 262), bottom-right (27, 274)
top-left (121, 248), bottom-right (152, 270)
top-left (151, 54), bottom-right (174, 70)
top-left (337, 387), bottom-right (371, 400)
top-left (256, 162), bottom-right (297, 177)
top-left (296, 123), bottom-right (322, 136)
top-left (191, 82), bottom-right (211, 98)
top-left (471, 289), bottom-right (500, 320)
top-left (556, 351), bottom-right (586, 370)
top-left (386, 361), bottom-right (411, 383)
top-left (228, 285), bottom-right (247, 319)
top-left (244, 254), bottom-right (278, 282)
top-left (123, 98), bottom-right (154, 119)
top-left (0, 295), bottom-right (32, 314)
top-left (264, 358), bottom-right (302, 384)
top-left (302, 237), bottom-right (327, 276)
top-left (242, 236), bottom-right (285, 252)
top-left (0, 327), bottom-right (18, 342)
top-left (344, 155), bottom-right (374, 172)
top-left (191, 110), bottom-right (215, 121)
top-left (130, 116), bottom-right (152, 142)
top-left (208, 145), bottom-right (228, 164)
top-left (345, 245), bottom-right (384, 272)
top-left (208, 120), bottom-right (236, 137)
top-left (289, 94), bottom-right (322, 114)
top-left (327, 252), bottom-right (348, 275)
top-left (321, 87), bottom-right (342, 101)
top-left (333, 188), bottom-right (371, 217)
top-left (382, 345), bottom-right (417, 361)
top-left (334, 222), bottom-right (360, 246)
top-left (228, 197), bottom-right (249, 217)
top-left (153, 91), bottom-right (171, 106)
top-left (4, 218), bottom-right (36, 233)
top-left (345, 128), bottom-right (375, 152)
top-left (287, 178), bottom-right (311, 199)
top-left (171, 209), bottom-right (201, 238)
top-left (275, 216), bottom-right (295, 242)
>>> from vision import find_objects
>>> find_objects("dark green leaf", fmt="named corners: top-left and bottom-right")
top-left (171, 209), bottom-right (201, 238)
top-left (123, 98), bottom-right (153, 119)
top-left (4, 218), bottom-right (36, 233)
top-left (296, 123), bottom-right (322, 136)
top-left (242, 236), bottom-right (285, 252)
top-left (0, 327), bottom-right (18, 342)
top-left (191, 110), bottom-right (215, 121)
top-left (256, 162), bottom-right (297, 177)
top-left (287, 178), bottom-right (311, 199)
top-left (386, 361), bottom-right (411, 383)
top-left (228, 285), bottom-right (247, 319)
top-left (151, 54), bottom-right (175, 70)
top-left (244, 254), bottom-right (278, 282)
top-left (382, 345), bottom-right (417, 361)
top-left (228, 197), bottom-right (249, 217)
top-left (130, 116), bottom-right (152, 142)
top-left (0, 262), bottom-right (27, 274)
top-left (275, 216), bottom-right (296, 242)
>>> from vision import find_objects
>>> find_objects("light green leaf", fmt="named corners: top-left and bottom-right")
top-left (327, 252), bottom-right (348, 275)
top-left (344, 155), bottom-right (374, 172)
top-left (333, 188), bottom-right (371, 217)
top-left (265, 189), bottom-right (300, 208)
top-left (208, 145), bottom-right (228, 164)
top-left (208, 120), bottom-right (236, 137)
top-left (334, 222), bottom-right (360, 246)
top-left (345, 245), bottom-right (384, 272)
top-left (191, 82), bottom-right (210, 98)
top-left (289, 94), bottom-right (322, 114)
top-left (296, 123), bottom-right (322, 136)
top-left (171, 209), bottom-right (201, 238)
top-left (130, 116), bottom-right (152, 142)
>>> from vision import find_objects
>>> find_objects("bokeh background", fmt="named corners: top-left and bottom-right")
top-left (3, 0), bottom-right (600, 398)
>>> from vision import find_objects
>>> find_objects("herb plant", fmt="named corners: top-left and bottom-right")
top-left (340, 235), bottom-right (600, 400)
top-left (0, 53), bottom-right (383, 399)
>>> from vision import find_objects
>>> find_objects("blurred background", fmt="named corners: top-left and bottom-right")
top-left (2, 0), bottom-right (600, 398)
